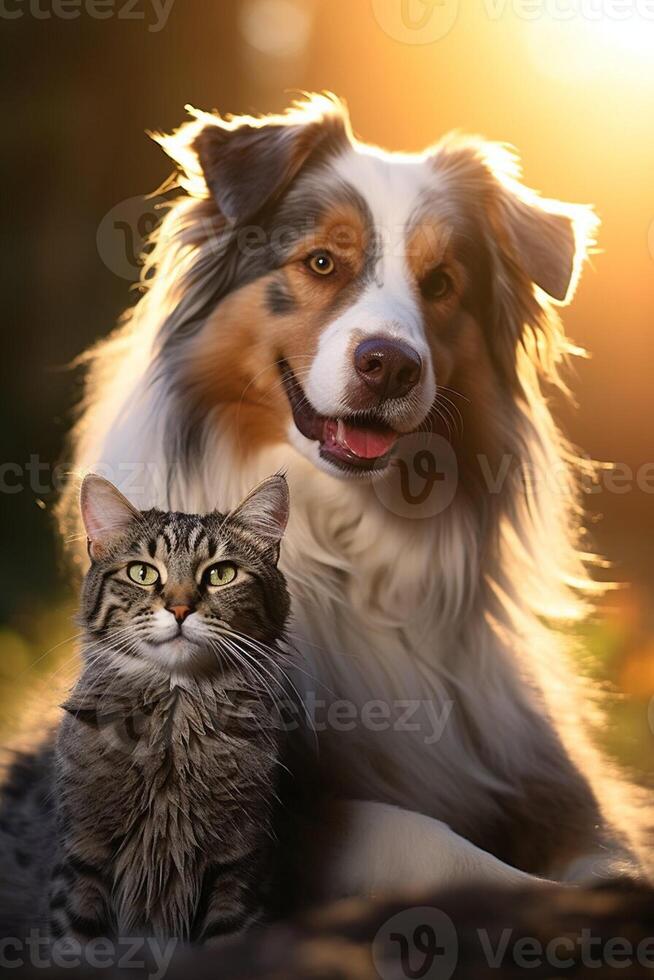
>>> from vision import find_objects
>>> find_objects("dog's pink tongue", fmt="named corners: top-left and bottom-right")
top-left (325, 419), bottom-right (398, 459)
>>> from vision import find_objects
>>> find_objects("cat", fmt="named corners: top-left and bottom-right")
top-left (0, 472), bottom-right (291, 945)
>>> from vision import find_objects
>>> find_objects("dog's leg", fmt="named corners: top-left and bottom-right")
top-left (558, 852), bottom-right (646, 884)
top-left (312, 801), bottom-right (544, 900)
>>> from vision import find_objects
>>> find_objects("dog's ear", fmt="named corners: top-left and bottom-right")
top-left (190, 98), bottom-right (349, 226)
top-left (490, 177), bottom-right (598, 305)
top-left (434, 138), bottom-right (598, 383)
top-left (436, 138), bottom-right (598, 306)
top-left (497, 196), bottom-right (583, 303)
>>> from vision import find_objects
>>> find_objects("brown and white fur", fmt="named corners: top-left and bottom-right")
top-left (59, 94), bottom-right (652, 898)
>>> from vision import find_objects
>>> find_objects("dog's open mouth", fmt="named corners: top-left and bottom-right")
top-left (279, 360), bottom-right (399, 472)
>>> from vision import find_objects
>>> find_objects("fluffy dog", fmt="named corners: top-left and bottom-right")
top-left (60, 94), bottom-right (651, 897)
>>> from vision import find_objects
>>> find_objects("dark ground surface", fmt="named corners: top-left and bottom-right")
top-left (6, 882), bottom-right (654, 978)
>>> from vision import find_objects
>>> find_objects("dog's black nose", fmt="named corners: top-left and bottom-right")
top-left (354, 337), bottom-right (422, 400)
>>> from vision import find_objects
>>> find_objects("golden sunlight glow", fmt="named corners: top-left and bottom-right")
top-left (239, 0), bottom-right (313, 58)
top-left (524, 4), bottom-right (654, 81)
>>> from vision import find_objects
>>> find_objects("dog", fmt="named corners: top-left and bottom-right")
top-left (59, 94), bottom-right (652, 898)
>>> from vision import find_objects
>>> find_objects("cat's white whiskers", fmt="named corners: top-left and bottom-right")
top-left (216, 637), bottom-right (281, 710)
top-left (219, 628), bottom-right (314, 715)
top-left (14, 631), bottom-right (86, 680)
top-left (217, 632), bottom-right (317, 745)
top-left (215, 631), bottom-right (288, 701)
top-left (205, 638), bottom-right (281, 746)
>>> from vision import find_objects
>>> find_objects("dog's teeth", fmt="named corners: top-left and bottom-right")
top-left (336, 419), bottom-right (346, 445)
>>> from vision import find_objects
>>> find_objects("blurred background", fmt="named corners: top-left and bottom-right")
top-left (1, 0), bottom-right (653, 772)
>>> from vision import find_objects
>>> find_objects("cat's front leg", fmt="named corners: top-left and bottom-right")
top-left (48, 850), bottom-right (112, 943)
top-left (193, 860), bottom-right (266, 946)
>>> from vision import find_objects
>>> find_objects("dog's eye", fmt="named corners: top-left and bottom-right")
top-left (420, 267), bottom-right (452, 301)
top-left (306, 251), bottom-right (336, 277)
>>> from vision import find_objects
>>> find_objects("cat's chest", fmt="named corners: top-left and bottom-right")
top-left (83, 686), bottom-right (277, 934)
top-left (76, 685), bottom-right (275, 842)
top-left (126, 689), bottom-right (271, 804)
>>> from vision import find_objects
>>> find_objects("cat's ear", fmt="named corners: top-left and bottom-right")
top-left (229, 475), bottom-right (289, 546)
top-left (80, 474), bottom-right (140, 560)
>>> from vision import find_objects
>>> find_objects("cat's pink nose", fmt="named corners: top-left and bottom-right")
top-left (167, 604), bottom-right (192, 624)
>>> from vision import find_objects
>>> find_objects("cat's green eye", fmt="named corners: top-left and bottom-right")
top-left (127, 562), bottom-right (160, 587)
top-left (205, 562), bottom-right (237, 588)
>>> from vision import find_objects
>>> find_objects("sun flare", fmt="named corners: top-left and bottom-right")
top-left (523, 3), bottom-right (654, 81)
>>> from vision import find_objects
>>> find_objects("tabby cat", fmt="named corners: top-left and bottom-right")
top-left (0, 473), bottom-right (291, 945)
